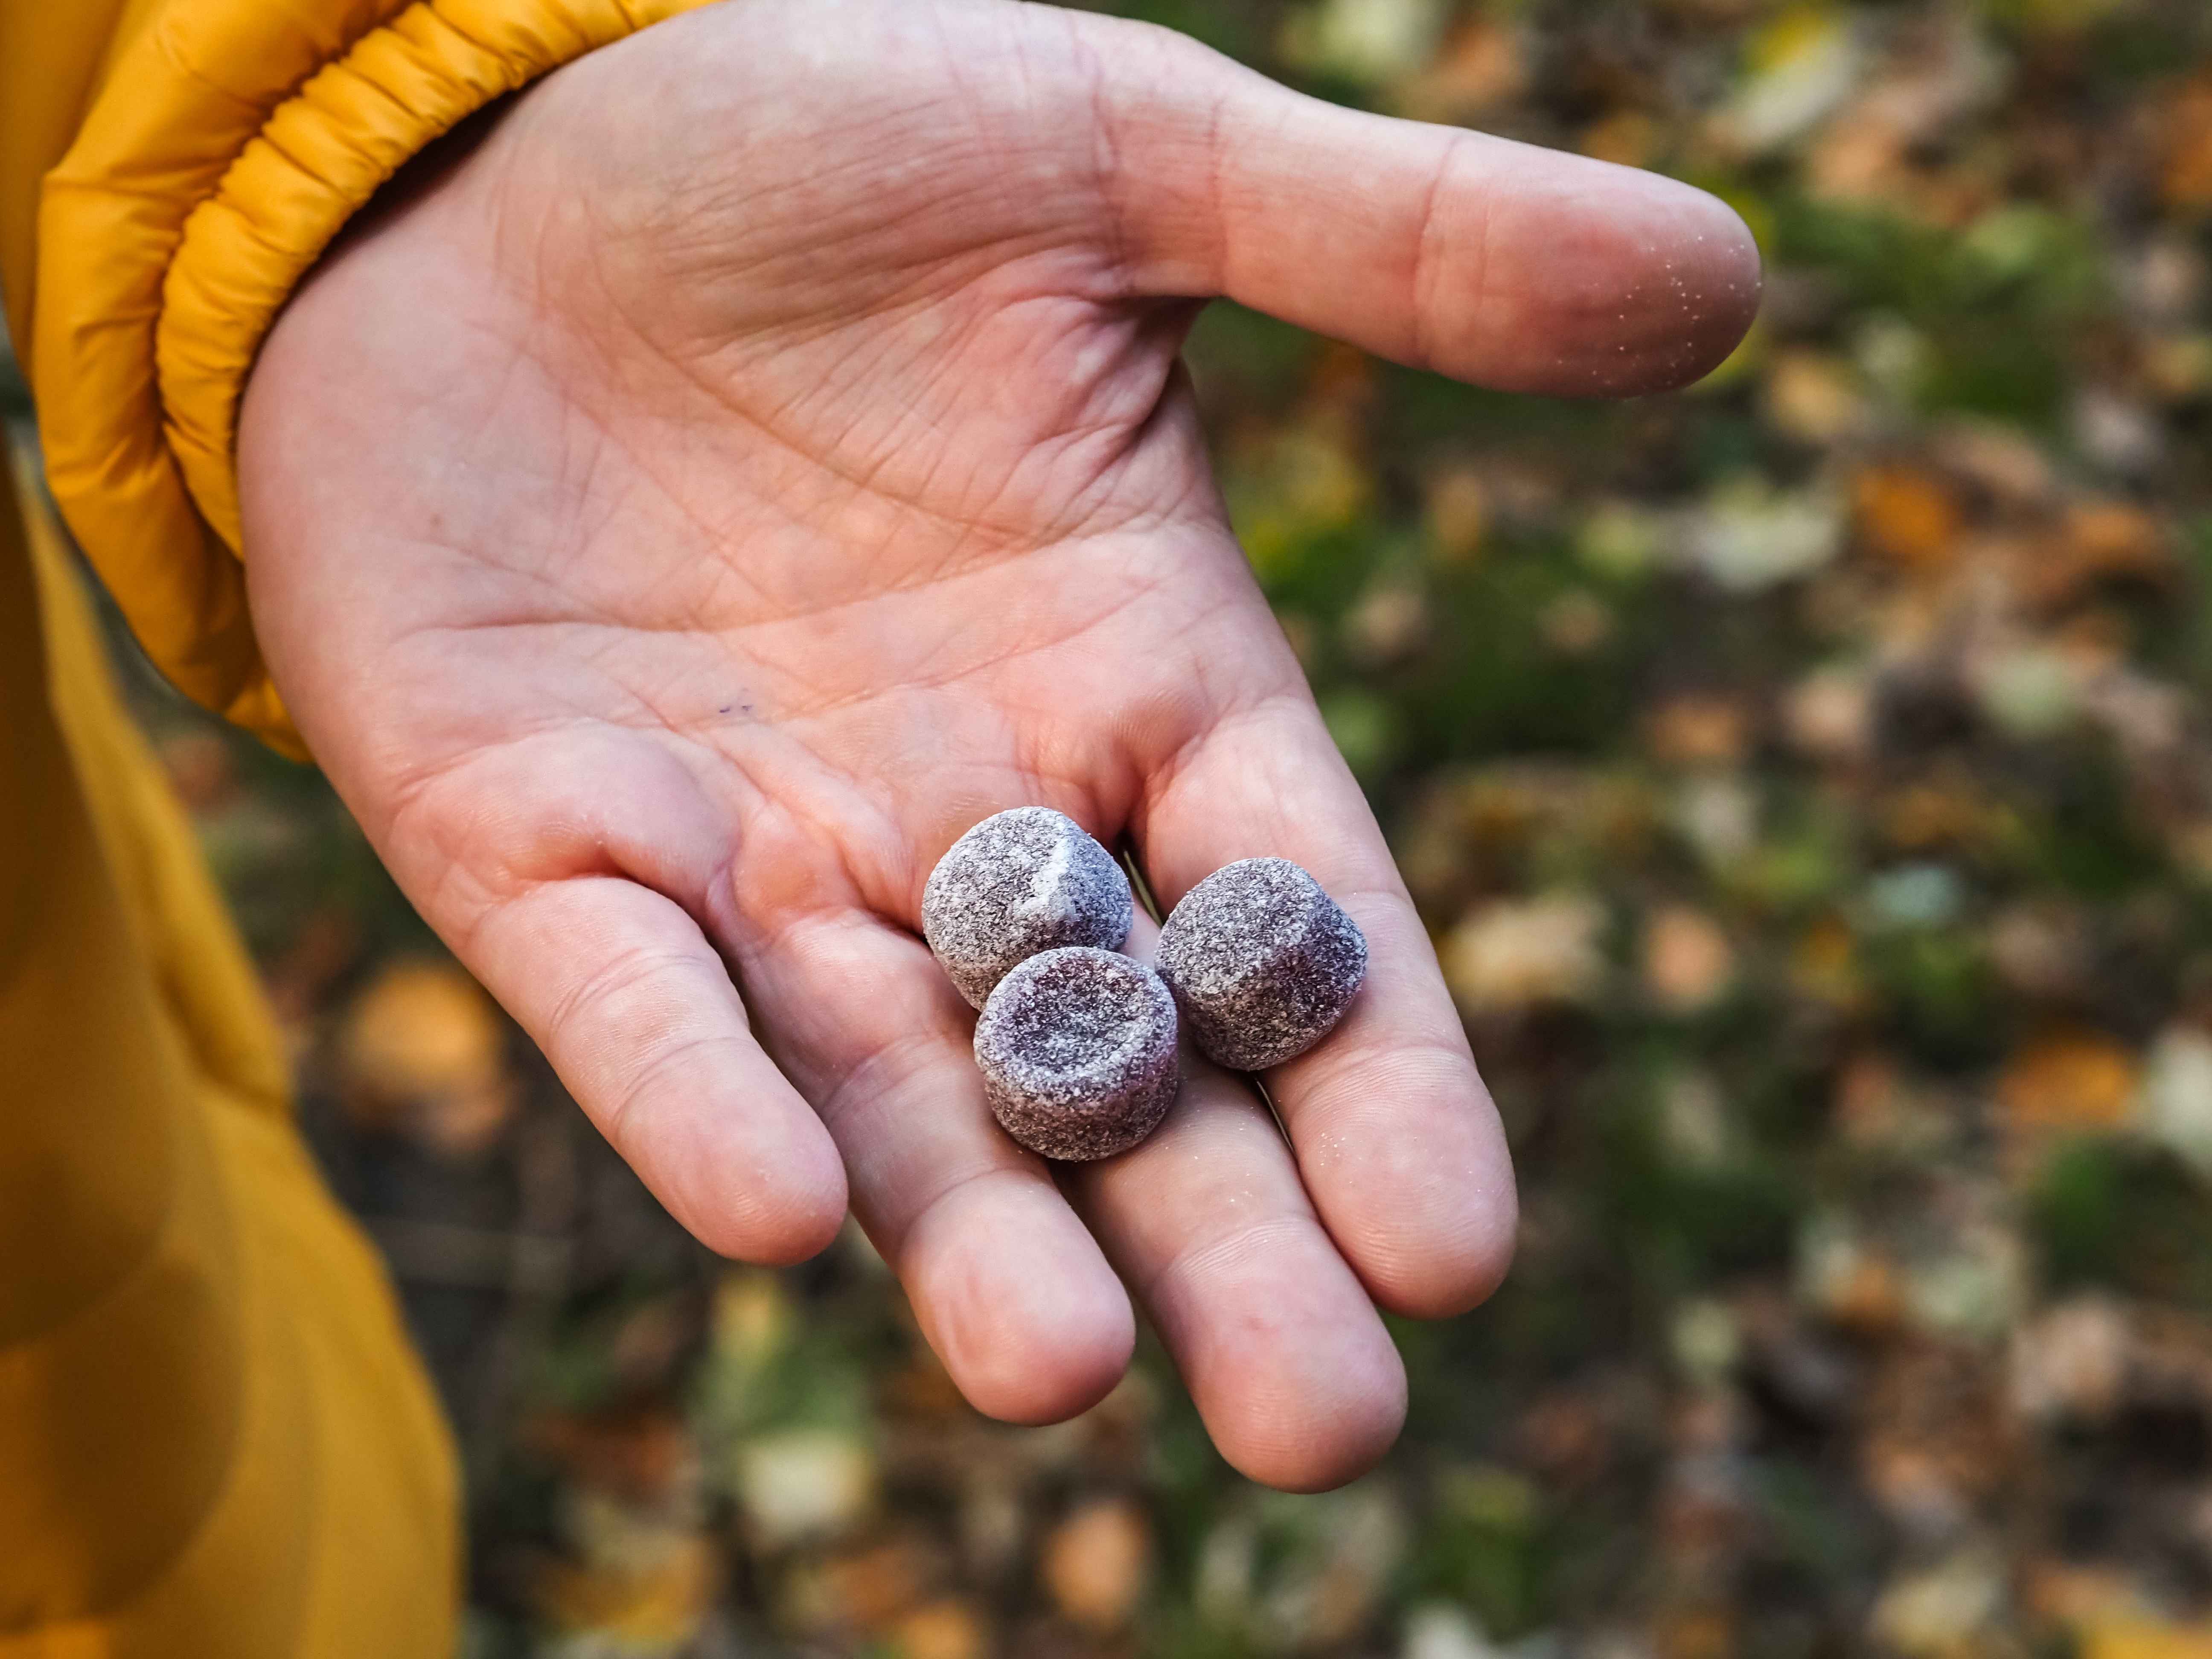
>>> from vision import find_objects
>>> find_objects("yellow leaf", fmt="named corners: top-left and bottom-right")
top-left (336, 958), bottom-right (515, 1153)
top-left (1853, 464), bottom-right (1963, 572)
top-left (1998, 1033), bottom-right (2138, 1138)
top-left (892, 1599), bottom-right (988, 1659)
top-left (2083, 1619), bottom-right (2212, 1659)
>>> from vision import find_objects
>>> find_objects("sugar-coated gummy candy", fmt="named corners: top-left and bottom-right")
top-left (923, 807), bottom-right (1133, 1009)
top-left (1154, 857), bottom-right (1367, 1071)
top-left (972, 946), bottom-right (1179, 1161)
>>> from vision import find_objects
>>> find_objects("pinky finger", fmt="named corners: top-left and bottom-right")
top-left (467, 875), bottom-right (849, 1263)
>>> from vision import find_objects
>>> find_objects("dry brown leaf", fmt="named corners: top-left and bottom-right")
top-left (1643, 906), bottom-right (1737, 1014)
top-left (527, 1407), bottom-right (696, 1507)
top-left (1784, 666), bottom-right (1874, 761)
top-left (893, 1598), bottom-right (989, 1659)
top-left (535, 1529), bottom-right (716, 1644)
top-left (1343, 582), bottom-right (1430, 665)
top-left (1826, 1254), bottom-right (1906, 1334)
top-left (1879, 780), bottom-right (1997, 853)
top-left (1647, 695), bottom-right (1753, 767)
top-left (2037, 502), bottom-right (2173, 608)
top-left (1854, 464), bottom-right (1964, 572)
top-left (1539, 589), bottom-right (1615, 656)
top-left (792, 1538), bottom-right (934, 1633)
top-left (1997, 1032), bottom-right (2139, 1140)
top-left (2011, 1297), bottom-right (2129, 1423)
top-left (1042, 1496), bottom-right (1152, 1631)
top-left (335, 958), bottom-right (515, 1152)
top-left (2162, 75), bottom-right (2212, 212)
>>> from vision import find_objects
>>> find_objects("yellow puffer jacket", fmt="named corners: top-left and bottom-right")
top-left (0, 2), bottom-right (704, 1650)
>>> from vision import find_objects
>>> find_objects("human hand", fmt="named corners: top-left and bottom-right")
top-left (237, 0), bottom-right (1758, 1488)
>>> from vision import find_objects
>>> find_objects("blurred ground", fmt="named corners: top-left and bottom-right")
top-left (29, 0), bottom-right (2212, 1653)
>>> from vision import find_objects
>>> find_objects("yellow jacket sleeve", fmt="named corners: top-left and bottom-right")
top-left (6, 0), bottom-right (712, 756)
top-left (1, 449), bottom-right (464, 1656)
top-left (0, 1), bottom-right (705, 1650)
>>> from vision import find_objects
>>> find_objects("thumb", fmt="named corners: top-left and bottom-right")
top-left (1085, 13), bottom-right (1761, 397)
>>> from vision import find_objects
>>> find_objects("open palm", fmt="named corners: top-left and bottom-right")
top-left (238, 0), bottom-right (1758, 1489)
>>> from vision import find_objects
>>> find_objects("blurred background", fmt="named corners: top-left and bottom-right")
top-left (15, 0), bottom-right (2212, 1652)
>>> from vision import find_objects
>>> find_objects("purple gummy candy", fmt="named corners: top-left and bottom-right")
top-left (972, 947), bottom-right (1180, 1161)
top-left (1155, 858), bottom-right (1367, 1071)
top-left (922, 807), bottom-right (1132, 1008)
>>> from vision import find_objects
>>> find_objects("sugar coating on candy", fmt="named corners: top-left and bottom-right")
top-left (923, 807), bottom-right (1134, 1008)
top-left (973, 947), bottom-right (1180, 1161)
top-left (1155, 858), bottom-right (1368, 1071)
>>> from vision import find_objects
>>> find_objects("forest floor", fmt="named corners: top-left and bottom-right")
top-left (62, 0), bottom-right (2212, 1652)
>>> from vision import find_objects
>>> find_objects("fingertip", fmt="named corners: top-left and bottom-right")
top-left (1361, 1161), bottom-right (1519, 1321)
top-left (1493, 158), bottom-right (1763, 397)
top-left (659, 1101), bottom-right (851, 1266)
top-left (957, 1288), bottom-right (1137, 1427)
top-left (1281, 1038), bottom-right (1519, 1319)
top-left (1623, 173), bottom-right (1764, 392)
top-left (1213, 1316), bottom-right (1407, 1493)
top-left (906, 1175), bottom-right (1136, 1426)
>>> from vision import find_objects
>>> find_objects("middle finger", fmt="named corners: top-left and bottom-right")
top-left (1066, 918), bottom-right (1405, 1491)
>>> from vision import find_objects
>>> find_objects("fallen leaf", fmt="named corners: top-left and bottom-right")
top-left (1685, 477), bottom-right (1844, 591)
top-left (1539, 589), bottom-right (1614, 656)
top-left (1712, 7), bottom-right (1864, 155)
top-left (1042, 1496), bottom-right (1151, 1631)
top-left (2083, 1619), bottom-right (2212, 1659)
top-left (1854, 464), bottom-right (1963, 573)
top-left (1867, 1551), bottom-right (2005, 1655)
top-left (1643, 908), bottom-right (1737, 1015)
top-left (1443, 893), bottom-right (1610, 1014)
top-left (335, 958), bottom-right (515, 1154)
top-left (1579, 109), bottom-right (1660, 167)
top-left (893, 1598), bottom-right (988, 1659)
top-left (1647, 696), bottom-right (1753, 767)
top-left (2011, 1296), bottom-right (2129, 1423)
top-left (2136, 1026), bottom-right (2212, 1178)
top-left (1784, 664), bottom-right (1874, 760)
top-left (783, 1538), bottom-right (934, 1636)
top-left (1764, 349), bottom-right (1871, 445)
top-left (1402, 1602), bottom-right (1509, 1659)
top-left (2162, 74), bottom-right (2212, 212)
top-left (1999, 1033), bottom-right (2139, 1141)
top-left (536, 1529), bottom-right (717, 1651)
top-left (736, 1430), bottom-right (877, 1548)
top-left (1343, 582), bottom-right (1430, 666)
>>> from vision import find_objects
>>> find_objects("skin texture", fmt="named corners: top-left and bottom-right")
top-left (236, 0), bottom-right (1760, 1490)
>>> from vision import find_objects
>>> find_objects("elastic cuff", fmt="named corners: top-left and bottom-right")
top-left (35, 0), bottom-right (705, 754)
